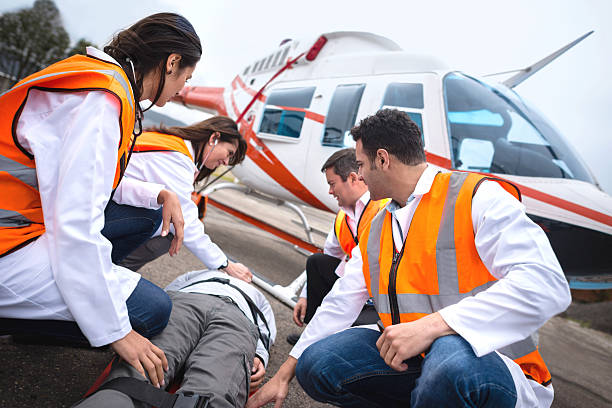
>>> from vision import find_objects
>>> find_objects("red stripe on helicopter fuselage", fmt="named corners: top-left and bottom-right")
top-left (233, 76), bottom-right (266, 102)
top-left (229, 82), bottom-right (331, 211)
top-left (425, 151), bottom-right (612, 228)
top-left (515, 183), bottom-right (612, 227)
top-left (242, 121), bottom-right (331, 211)
top-left (273, 105), bottom-right (326, 124)
top-left (425, 151), bottom-right (452, 168)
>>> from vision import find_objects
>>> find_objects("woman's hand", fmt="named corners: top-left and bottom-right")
top-left (111, 330), bottom-right (168, 388)
top-left (156, 189), bottom-right (184, 256)
top-left (224, 261), bottom-right (253, 283)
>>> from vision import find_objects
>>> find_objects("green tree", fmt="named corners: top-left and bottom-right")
top-left (66, 37), bottom-right (97, 57)
top-left (0, 0), bottom-right (96, 87)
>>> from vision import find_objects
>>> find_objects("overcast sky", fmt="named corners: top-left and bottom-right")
top-left (3, 0), bottom-right (611, 193)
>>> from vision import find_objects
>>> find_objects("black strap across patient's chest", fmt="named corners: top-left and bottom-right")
top-left (179, 277), bottom-right (272, 351)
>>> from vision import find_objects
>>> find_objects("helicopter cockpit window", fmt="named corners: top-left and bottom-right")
top-left (444, 73), bottom-right (591, 181)
top-left (259, 87), bottom-right (316, 138)
top-left (322, 84), bottom-right (365, 147)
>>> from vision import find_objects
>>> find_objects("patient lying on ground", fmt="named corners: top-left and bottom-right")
top-left (73, 269), bottom-right (276, 408)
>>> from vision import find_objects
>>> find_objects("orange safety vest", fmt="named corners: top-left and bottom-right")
top-left (133, 131), bottom-right (193, 160)
top-left (334, 198), bottom-right (389, 259)
top-left (0, 55), bottom-right (136, 257)
top-left (360, 171), bottom-right (552, 386)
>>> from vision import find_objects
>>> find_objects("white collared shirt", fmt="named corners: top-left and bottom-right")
top-left (0, 48), bottom-right (163, 346)
top-left (290, 165), bottom-right (571, 407)
top-left (166, 270), bottom-right (277, 367)
top-left (299, 191), bottom-right (371, 298)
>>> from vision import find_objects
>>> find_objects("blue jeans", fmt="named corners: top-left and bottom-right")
top-left (101, 201), bottom-right (163, 263)
top-left (296, 329), bottom-right (517, 408)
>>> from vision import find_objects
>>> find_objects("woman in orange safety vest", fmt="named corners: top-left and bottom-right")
top-left (119, 116), bottom-right (252, 282)
top-left (0, 13), bottom-right (201, 387)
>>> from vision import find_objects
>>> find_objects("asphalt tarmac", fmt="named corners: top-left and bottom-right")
top-left (1, 188), bottom-right (611, 407)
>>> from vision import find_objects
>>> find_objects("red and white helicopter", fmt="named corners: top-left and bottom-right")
top-left (171, 31), bottom-right (612, 301)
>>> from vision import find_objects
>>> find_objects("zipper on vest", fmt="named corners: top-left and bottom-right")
top-left (388, 249), bottom-right (401, 325)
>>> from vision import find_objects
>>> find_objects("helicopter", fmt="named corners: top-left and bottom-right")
top-left (171, 31), bottom-right (612, 301)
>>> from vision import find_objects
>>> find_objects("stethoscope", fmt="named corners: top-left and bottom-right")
top-left (195, 133), bottom-right (220, 178)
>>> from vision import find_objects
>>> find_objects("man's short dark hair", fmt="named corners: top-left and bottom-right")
top-left (351, 109), bottom-right (426, 166)
top-left (321, 148), bottom-right (358, 181)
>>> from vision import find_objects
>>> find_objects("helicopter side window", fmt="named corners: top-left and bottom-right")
top-left (381, 83), bottom-right (425, 141)
top-left (382, 83), bottom-right (423, 108)
top-left (322, 84), bottom-right (365, 147)
top-left (444, 73), bottom-right (574, 178)
top-left (259, 87), bottom-right (315, 138)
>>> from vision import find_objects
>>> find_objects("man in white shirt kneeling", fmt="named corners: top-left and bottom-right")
top-left (248, 109), bottom-right (571, 408)
top-left (289, 148), bottom-right (387, 345)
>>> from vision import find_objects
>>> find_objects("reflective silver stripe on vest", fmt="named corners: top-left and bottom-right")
top-left (0, 154), bottom-right (38, 189)
top-left (373, 280), bottom-right (496, 314)
top-left (1, 69), bottom-right (133, 110)
top-left (366, 210), bottom-right (386, 309)
top-left (498, 334), bottom-right (538, 360)
top-left (0, 208), bottom-right (33, 227)
top-left (436, 172), bottom-right (467, 294)
top-left (366, 171), bottom-right (538, 358)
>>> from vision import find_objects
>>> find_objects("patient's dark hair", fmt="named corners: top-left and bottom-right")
top-left (148, 116), bottom-right (247, 182)
top-left (321, 148), bottom-right (358, 181)
top-left (104, 13), bottom-right (202, 131)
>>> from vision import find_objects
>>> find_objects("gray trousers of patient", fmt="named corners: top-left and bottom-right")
top-left (73, 291), bottom-right (259, 408)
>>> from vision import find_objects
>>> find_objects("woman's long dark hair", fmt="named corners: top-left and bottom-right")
top-left (104, 13), bottom-right (202, 135)
top-left (148, 116), bottom-right (247, 182)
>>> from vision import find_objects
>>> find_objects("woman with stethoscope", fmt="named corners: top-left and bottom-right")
top-left (0, 13), bottom-right (201, 387)
top-left (119, 116), bottom-right (253, 282)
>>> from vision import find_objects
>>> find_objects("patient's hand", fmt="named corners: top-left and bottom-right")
top-left (250, 356), bottom-right (265, 391)
top-left (292, 297), bottom-right (307, 326)
top-left (224, 261), bottom-right (253, 283)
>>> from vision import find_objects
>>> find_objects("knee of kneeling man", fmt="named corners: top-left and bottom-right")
top-left (295, 345), bottom-right (330, 386)
top-left (295, 349), bottom-right (315, 385)
top-left (422, 336), bottom-right (477, 382)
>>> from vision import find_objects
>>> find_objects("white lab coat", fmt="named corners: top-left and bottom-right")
top-left (299, 191), bottom-right (371, 298)
top-left (290, 165), bottom-right (571, 408)
top-left (0, 48), bottom-right (163, 347)
top-left (119, 142), bottom-right (227, 269)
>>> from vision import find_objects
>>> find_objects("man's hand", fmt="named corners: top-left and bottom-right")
top-left (157, 190), bottom-right (184, 256)
top-left (224, 261), bottom-right (253, 283)
top-left (250, 356), bottom-right (266, 391)
top-left (292, 297), bottom-right (307, 326)
top-left (246, 357), bottom-right (297, 408)
top-left (376, 312), bottom-right (455, 371)
top-left (111, 330), bottom-right (168, 388)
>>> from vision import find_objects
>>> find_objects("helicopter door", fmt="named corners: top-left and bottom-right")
top-left (305, 82), bottom-right (367, 211)
top-left (255, 85), bottom-right (317, 197)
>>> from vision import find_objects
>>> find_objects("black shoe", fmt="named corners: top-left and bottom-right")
top-left (286, 333), bottom-right (301, 345)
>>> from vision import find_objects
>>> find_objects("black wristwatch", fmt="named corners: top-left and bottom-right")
top-left (218, 260), bottom-right (229, 270)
